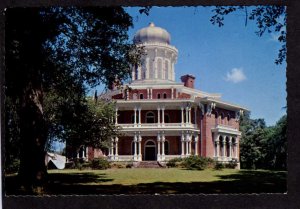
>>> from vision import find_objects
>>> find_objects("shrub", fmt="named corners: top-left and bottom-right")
top-left (225, 159), bottom-right (238, 169)
top-left (5, 159), bottom-right (20, 174)
top-left (182, 156), bottom-right (213, 170)
top-left (110, 162), bottom-right (126, 169)
top-left (166, 158), bottom-right (183, 168)
top-left (90, 158), bottom-right (110, 170)
top-left (214, 162), bottom-right (225, 170)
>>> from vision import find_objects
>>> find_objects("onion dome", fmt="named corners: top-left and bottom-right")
top-left (133, 22), bottom-right (171, 44)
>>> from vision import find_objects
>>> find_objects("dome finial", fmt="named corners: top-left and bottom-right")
top-left (149, 22), bottom-right (155, 27)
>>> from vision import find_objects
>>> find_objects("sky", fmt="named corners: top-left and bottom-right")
top-left (124, 6), bottom-right (286, 126)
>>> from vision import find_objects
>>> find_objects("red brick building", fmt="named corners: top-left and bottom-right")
top-left (79, 23), bottom-right (247, 167)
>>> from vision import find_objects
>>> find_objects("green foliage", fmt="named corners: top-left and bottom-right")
top-left (166, 158), bottom-right (183, 168)
top-left (214, 162), bottom-right (225, 170)
top-left (225, 159), bottom-right (238, 169)
top-left (5, 159), bottom-right (20, 174)
top-left (5, 7), bottom-right (137, 188)
top-left (239, 114), bottom-right (287, 170)
top-left (90, 158), bottom-right (110, 170)
top-left (182, 156), bottom-right (214, 170)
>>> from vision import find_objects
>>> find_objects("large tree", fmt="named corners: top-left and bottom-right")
top-left (5, 7), bottom-right (138, 193)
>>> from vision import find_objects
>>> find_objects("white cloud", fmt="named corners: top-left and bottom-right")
top-left (225, 68), bottom-right (246, 83)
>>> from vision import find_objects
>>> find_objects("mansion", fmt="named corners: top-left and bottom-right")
top-left (75, 23), bottom-right (247, 167)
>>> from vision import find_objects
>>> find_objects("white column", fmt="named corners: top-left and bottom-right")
top-left (171, 88), bottom-right (174, 99)
top-left (194, 134), bottom-right (199, 155)
top-left (222, 137), bottom-right (226, 158)
top-left (115, 137), bottom-right (119, 160)
top-left (161, 133), bottom-right (165, 160)
top-left (111, 139), bottom-right (114, 160)
top-left (162, 107), bottom-right (165, 126)
top-left (138, 107), bottom-right (141, 127)
top-left (115, 108), bottom-right (118, 125)
top-left (132, 69), bottom-right (135, 81)
top-left (138, 134), bottom-right (142, 161)
top-left (185, 133), bottom-right (189, 156)
top-left (147, 88), bottom-right (150, 99)
top-left (189, 107), bottom-right (192, 124)
top-left (82, 147), bottom-right (85, 159)
top-left (77, 152), bottom-right (79, 159)
top-left (229, 137), bottom-right (232, 158)
top-left (157, 133), bottom-right (161, 161)
top-left (185, 107), bottom-right (189, 126)
top-left (215, 141), bottom-right (219, 157)
top-left (189, 135), bottom-right (192, 155)
top-left (138, 66), bottom-right (141, 79)
top-left (150, 88), bottom-right (153, 99)
top-left (157, 107), bottom-right (161, 126)
top-left (134, 107), bottom-right (137, 127)
top-left (181, 107), bottom-right (184, 126)
top-left (181, 132), bottom-right (185, 157)
top-left (134, 134), bottom-right (137, 160)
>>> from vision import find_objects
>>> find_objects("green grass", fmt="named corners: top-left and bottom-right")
top-left (5, 168), bottom-right (287, 195)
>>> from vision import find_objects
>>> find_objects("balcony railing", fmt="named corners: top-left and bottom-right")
top-left (118, 123), bottom-right (198, 129)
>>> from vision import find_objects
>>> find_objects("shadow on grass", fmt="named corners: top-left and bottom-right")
top-left (5, 169), bottom-right (287, 195)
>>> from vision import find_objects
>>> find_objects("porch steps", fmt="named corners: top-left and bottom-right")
top-left (135, 161), bottom-right (166, 168)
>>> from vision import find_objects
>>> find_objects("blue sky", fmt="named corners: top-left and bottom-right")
top-left (124, 6), bottom-right (286, 126)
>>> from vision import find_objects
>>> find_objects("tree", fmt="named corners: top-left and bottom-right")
top-left (210, 6), bottom-right (286, 65)
top-left (239, 113), bottom-right (287, 170)
top-left (5, 7), bottom-right (138, 193)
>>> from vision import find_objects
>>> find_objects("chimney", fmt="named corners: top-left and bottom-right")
top-left (181, 74), bottom-right (196, 88)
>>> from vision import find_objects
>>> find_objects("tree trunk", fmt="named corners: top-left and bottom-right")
top-left (17, 88), bottom-right (47, 194)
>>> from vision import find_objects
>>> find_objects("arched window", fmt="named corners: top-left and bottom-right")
top-left (226, 137), bottom-right (230, 157)
top-left (164, 141), bottom-right (169, 155)
top-left (157, 93), bottom-right (161, 99)
top-left (157, 59), bottom-right (162, 79)
top-left (140, 94), bottom-right (144, 99)
top-left (134, 64), bottom-right (138, 80)
top-left (221, 112), bottom-right (225, 124)
top-left (214, 111), bottom-right (219, 124)
top-left (146, 112), bottom-right (155, 123)
top-left (164, 61), bottom-right (169, 80)
top-left (149, 60), bottom-right (154, 79)
top-left (219, 136), bottom-right (224, 157)
top-left (227, 113), bottom-right (230, 125)
top-left (163, 93), bottom-right (167, 99)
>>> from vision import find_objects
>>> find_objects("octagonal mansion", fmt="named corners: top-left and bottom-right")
top-left (78, 23), bottom-right (247, 167)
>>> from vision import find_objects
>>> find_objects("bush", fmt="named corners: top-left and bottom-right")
top-left (90, 158), bottom-right (110, 170)
top-left (214, 162), bottom-right (225, 170)
top-left (166, 158), bottom-right (183, 168)
top-left (5, 159), bottom-right (20, 174)
top-left (225, 159), bottom-right (238, 169)
top-left (182, 156), bottom-right (214, 170)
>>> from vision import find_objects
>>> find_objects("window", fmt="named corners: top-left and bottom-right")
top-left (214, 111), bottom-right (218, 124)
top-left (164, 114), bottom-right (170, 123)
top-left (131, 114), bottom-right (135, 123)
top-left (140, 94), bottom-right (144, 99)
top-left (158, 59), bottom-right (162, 79)
top-left (157, 93), bottom-right (161, 99)
top-left (163, 93), bottom-right (167, 99)
top-left (164, 61), bottom-right (169, 79)
top-left (221, 112), bottom-right (225, 124)
top-left (146, 112), bottom-right (155, 123)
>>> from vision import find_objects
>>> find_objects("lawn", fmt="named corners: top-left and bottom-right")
top-left (5, 168), bottom-right (287, 195)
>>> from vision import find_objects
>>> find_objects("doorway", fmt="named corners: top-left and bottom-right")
top-left (144, 140), bottom-right (156, 161)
